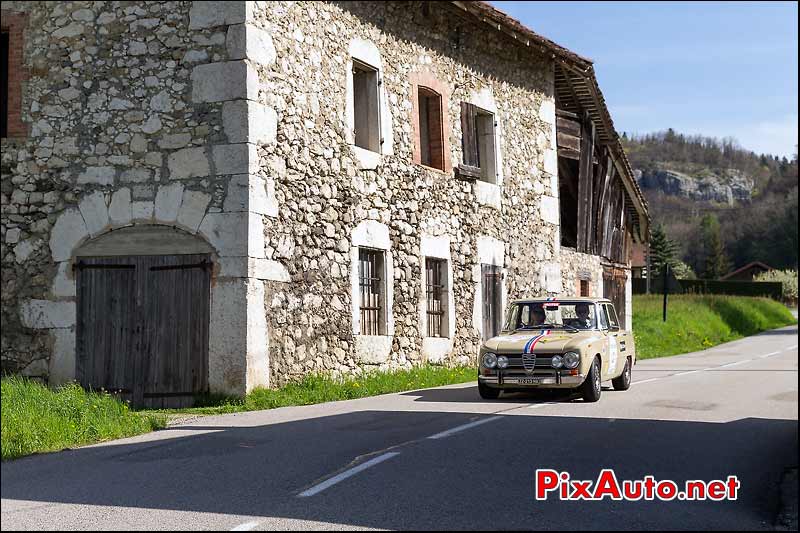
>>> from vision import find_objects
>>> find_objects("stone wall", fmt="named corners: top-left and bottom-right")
top-left (245, 1), bottom-right (563, 385)
top-left (0, 1), bottom-right (282, 395)
top-left (1, 0), bottom-right (630, 393)
top-left (560, 248), bottom-right (604, 298)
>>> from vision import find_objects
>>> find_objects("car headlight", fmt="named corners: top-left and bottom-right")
top-left (551, 355), bottom-right (563, 368)
top-left (497, 355), bottom-right (508, 369)
top-left (482, 353), bottom-right (497, 369)
top-left (564, 352), bottom-right (580, 369)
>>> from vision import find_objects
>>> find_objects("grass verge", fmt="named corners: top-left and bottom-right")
top-left (633, 294), bottom-right (797, 359)
top-left (1, 377), bottom-right (166, 461)
top-left (146, 364), bottom-right (478, 416)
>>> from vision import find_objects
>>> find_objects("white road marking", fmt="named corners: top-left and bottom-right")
top-left (297, 452), bottom-right (400, 498)
top-left (528, 402), bottom-right (558, 409)
top-left (759, 351), bottom-right (781, 358)
top-left (673, 370), bottom-right (702, 377)
top-left (426, 416), bottom-right (502, 440)
top-left (632, 378), bottom-right (661, 386)
top-left (720, 360), bottom-right (753, 368)
top-left (231, 521), bottom-right (260, 531)
top-left (784, 344), bottom-right (798, 351)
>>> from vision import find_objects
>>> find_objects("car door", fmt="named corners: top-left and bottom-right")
top-left (602, 303), bottom-right (624, 378)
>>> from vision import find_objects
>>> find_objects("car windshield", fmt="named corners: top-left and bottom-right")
top-left (504, 301), bottom-right (597, 331)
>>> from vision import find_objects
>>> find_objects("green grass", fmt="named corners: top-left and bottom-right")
top-left (146, 365), bottom-right (478, 416)
top-left (632, 294), bottom-right (797, 359)
top-left (1, 377), bottom-right (167, 461)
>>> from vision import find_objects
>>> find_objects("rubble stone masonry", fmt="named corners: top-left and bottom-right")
top-left (0, 1), bottom-right (627, 394)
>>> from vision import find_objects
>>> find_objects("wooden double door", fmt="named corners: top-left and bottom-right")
top-left (76, 254), bottom-right (211, 408)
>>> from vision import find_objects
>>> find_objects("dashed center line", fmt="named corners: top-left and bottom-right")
top-left (297, 452), bottom-right (401, 498)
top-left (427, 416), bottom-right (502, 440)
top-left (720, 359), bottom-right (753, 368)
top-left (294, 341), bottom-right (795, 499)
top-left (230, 521), bottom-right (260, 531)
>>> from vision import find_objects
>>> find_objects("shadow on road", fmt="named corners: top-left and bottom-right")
top-left (2, 409), bottom-right (796, 530)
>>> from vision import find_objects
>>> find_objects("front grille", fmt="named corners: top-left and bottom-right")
top-left (505, 355), bottom-right (556, 369)
top-left (521, 353), bottom-right (536, 371)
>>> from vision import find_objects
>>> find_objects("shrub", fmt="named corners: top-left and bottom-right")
top-left (754, 269), bottom-right (798, 303)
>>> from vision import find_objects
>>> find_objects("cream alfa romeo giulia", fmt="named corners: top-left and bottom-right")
top-left (478, 297), bottom-right (635, 402)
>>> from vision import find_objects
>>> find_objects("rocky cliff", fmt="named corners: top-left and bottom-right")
top-left (634, 167), bottom-right (755, 205)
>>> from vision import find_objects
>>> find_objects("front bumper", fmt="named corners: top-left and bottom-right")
top-left (479, 372), bottom-right (585, 388)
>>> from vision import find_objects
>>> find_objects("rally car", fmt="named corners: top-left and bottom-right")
top-left (478, 297), bottom-right (635, 402)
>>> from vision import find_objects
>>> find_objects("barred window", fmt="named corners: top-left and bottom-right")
top-left (359, 248), bottom-right (384, 335)
top-left (425, 258), bottom-right (447, 338)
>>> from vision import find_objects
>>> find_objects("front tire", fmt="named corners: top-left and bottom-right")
top-left (478, 380), bottom-right (501, 400)
top-left (612, 357), bottom-right (632, 391)
top-left (581, 357), bottom-right (602, 403)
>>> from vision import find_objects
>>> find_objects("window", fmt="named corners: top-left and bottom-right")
top-left (417, 87), bottom-right (444, 170)
top-left (1, 31), bottom-right (8, 138)
top-left (481, 264), bottom-right (502, 340)
top-left (352, 59), bottom-right (380, 152)
top-left (425, 258), bottom-right (447, 338)
top-left (580, 279), bottom-right (590, 297)
top-left (559, 156), bottom-right (579, 247)
top-left (459, 102), bottom-right (497, 183)
top-left (359, 248), bottom-right (385, 335)
top-left (604, 304), bottom-right (620, 330)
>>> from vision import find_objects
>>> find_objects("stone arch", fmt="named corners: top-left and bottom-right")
top-left (74, 225), bottom-right (216, 258)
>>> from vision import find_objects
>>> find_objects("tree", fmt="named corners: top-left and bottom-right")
top-left (699, 214), bottom-right (730, 279)
top-left (648, 225), bottom-right (678, 278)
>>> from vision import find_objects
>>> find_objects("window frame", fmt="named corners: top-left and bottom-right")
top-left (459, 102), bottom-right (498, 183)
top-left (351, 58), bottom-right (381, 154)
top-left (358, 247), bottom-right (385, 336)
top-left (425, 257), bottom-right (447, 338)
top-left (409, 71), bottom-right (451, 174)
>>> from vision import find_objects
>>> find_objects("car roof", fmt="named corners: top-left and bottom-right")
top-left (510, 297), bottom-right (612, 305)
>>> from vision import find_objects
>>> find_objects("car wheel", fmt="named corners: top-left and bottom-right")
top-left (612, 357), bottom-right (632, 391)
top-left (581, 357), bottom-right (602, 403)
top-left (478, 380), bottom-right (501, 400)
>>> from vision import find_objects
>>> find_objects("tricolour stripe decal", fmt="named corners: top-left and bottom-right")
top-left (524, 329), bottom-right (551, 353)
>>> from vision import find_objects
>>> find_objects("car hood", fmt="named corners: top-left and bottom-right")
top-left (484, 330), bottom-right (604, 354)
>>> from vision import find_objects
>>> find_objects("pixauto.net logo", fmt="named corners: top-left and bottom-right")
top-left (535, 469), bottom-right (740, 501)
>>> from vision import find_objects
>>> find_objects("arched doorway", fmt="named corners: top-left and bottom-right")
top-left (74, 226), bottom-right (214, 408)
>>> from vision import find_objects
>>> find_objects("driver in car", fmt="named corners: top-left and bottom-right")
top-left (575, 303), bottom-right (592, 329)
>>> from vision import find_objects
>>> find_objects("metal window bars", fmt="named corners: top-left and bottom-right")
top-left (359, 248), bottom-right (383, 336)
top-left (425, 258), bottom-right (446, 337)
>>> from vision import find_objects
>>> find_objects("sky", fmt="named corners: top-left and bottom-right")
top-left (491, 1), bottom-right (798, 158)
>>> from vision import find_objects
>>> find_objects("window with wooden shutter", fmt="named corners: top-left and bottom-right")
top-left (458, 102), bottom-right (497, 183)
top-left (352, 59), bottom-right (381, 153)
top-left (418, 87), bottom-right (444, 171)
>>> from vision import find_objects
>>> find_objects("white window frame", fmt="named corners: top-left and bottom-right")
top-left (419, 235), bottom-right (455, 364)
top-left (351, 220), bottom-right (393, 337)
top-left (466, 88), bottom-right (504, 209)
top-left (472, 235), bottom-right (507, 341)
top-left (345, 39), bottom-right (394, 170)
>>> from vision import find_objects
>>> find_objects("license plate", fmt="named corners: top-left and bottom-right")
top-left (519, 378), bottom-right (540, 384)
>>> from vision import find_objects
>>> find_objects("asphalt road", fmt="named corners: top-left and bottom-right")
top-left (2, 324), bottom-right (797, 531)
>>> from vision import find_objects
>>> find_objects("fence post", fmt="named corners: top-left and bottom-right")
top-left (663, 263), bottom-right (669, 322)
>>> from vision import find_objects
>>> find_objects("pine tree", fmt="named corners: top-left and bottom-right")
top-left (699, 215), bottom-right (730, 279)
top-left (648, 225), bottom-right (678, 278)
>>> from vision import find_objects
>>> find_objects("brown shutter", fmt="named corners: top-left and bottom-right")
top-left (460, 101), bottom-right (479, 168)
top-left (428, 94), bottom-right (444, 170)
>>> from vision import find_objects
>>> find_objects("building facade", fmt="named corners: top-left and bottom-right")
top-left (0, 1), bottom-right (648, 406)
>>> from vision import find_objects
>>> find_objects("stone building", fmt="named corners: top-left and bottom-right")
top-left (0, 1), bottom-right (649, 406)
